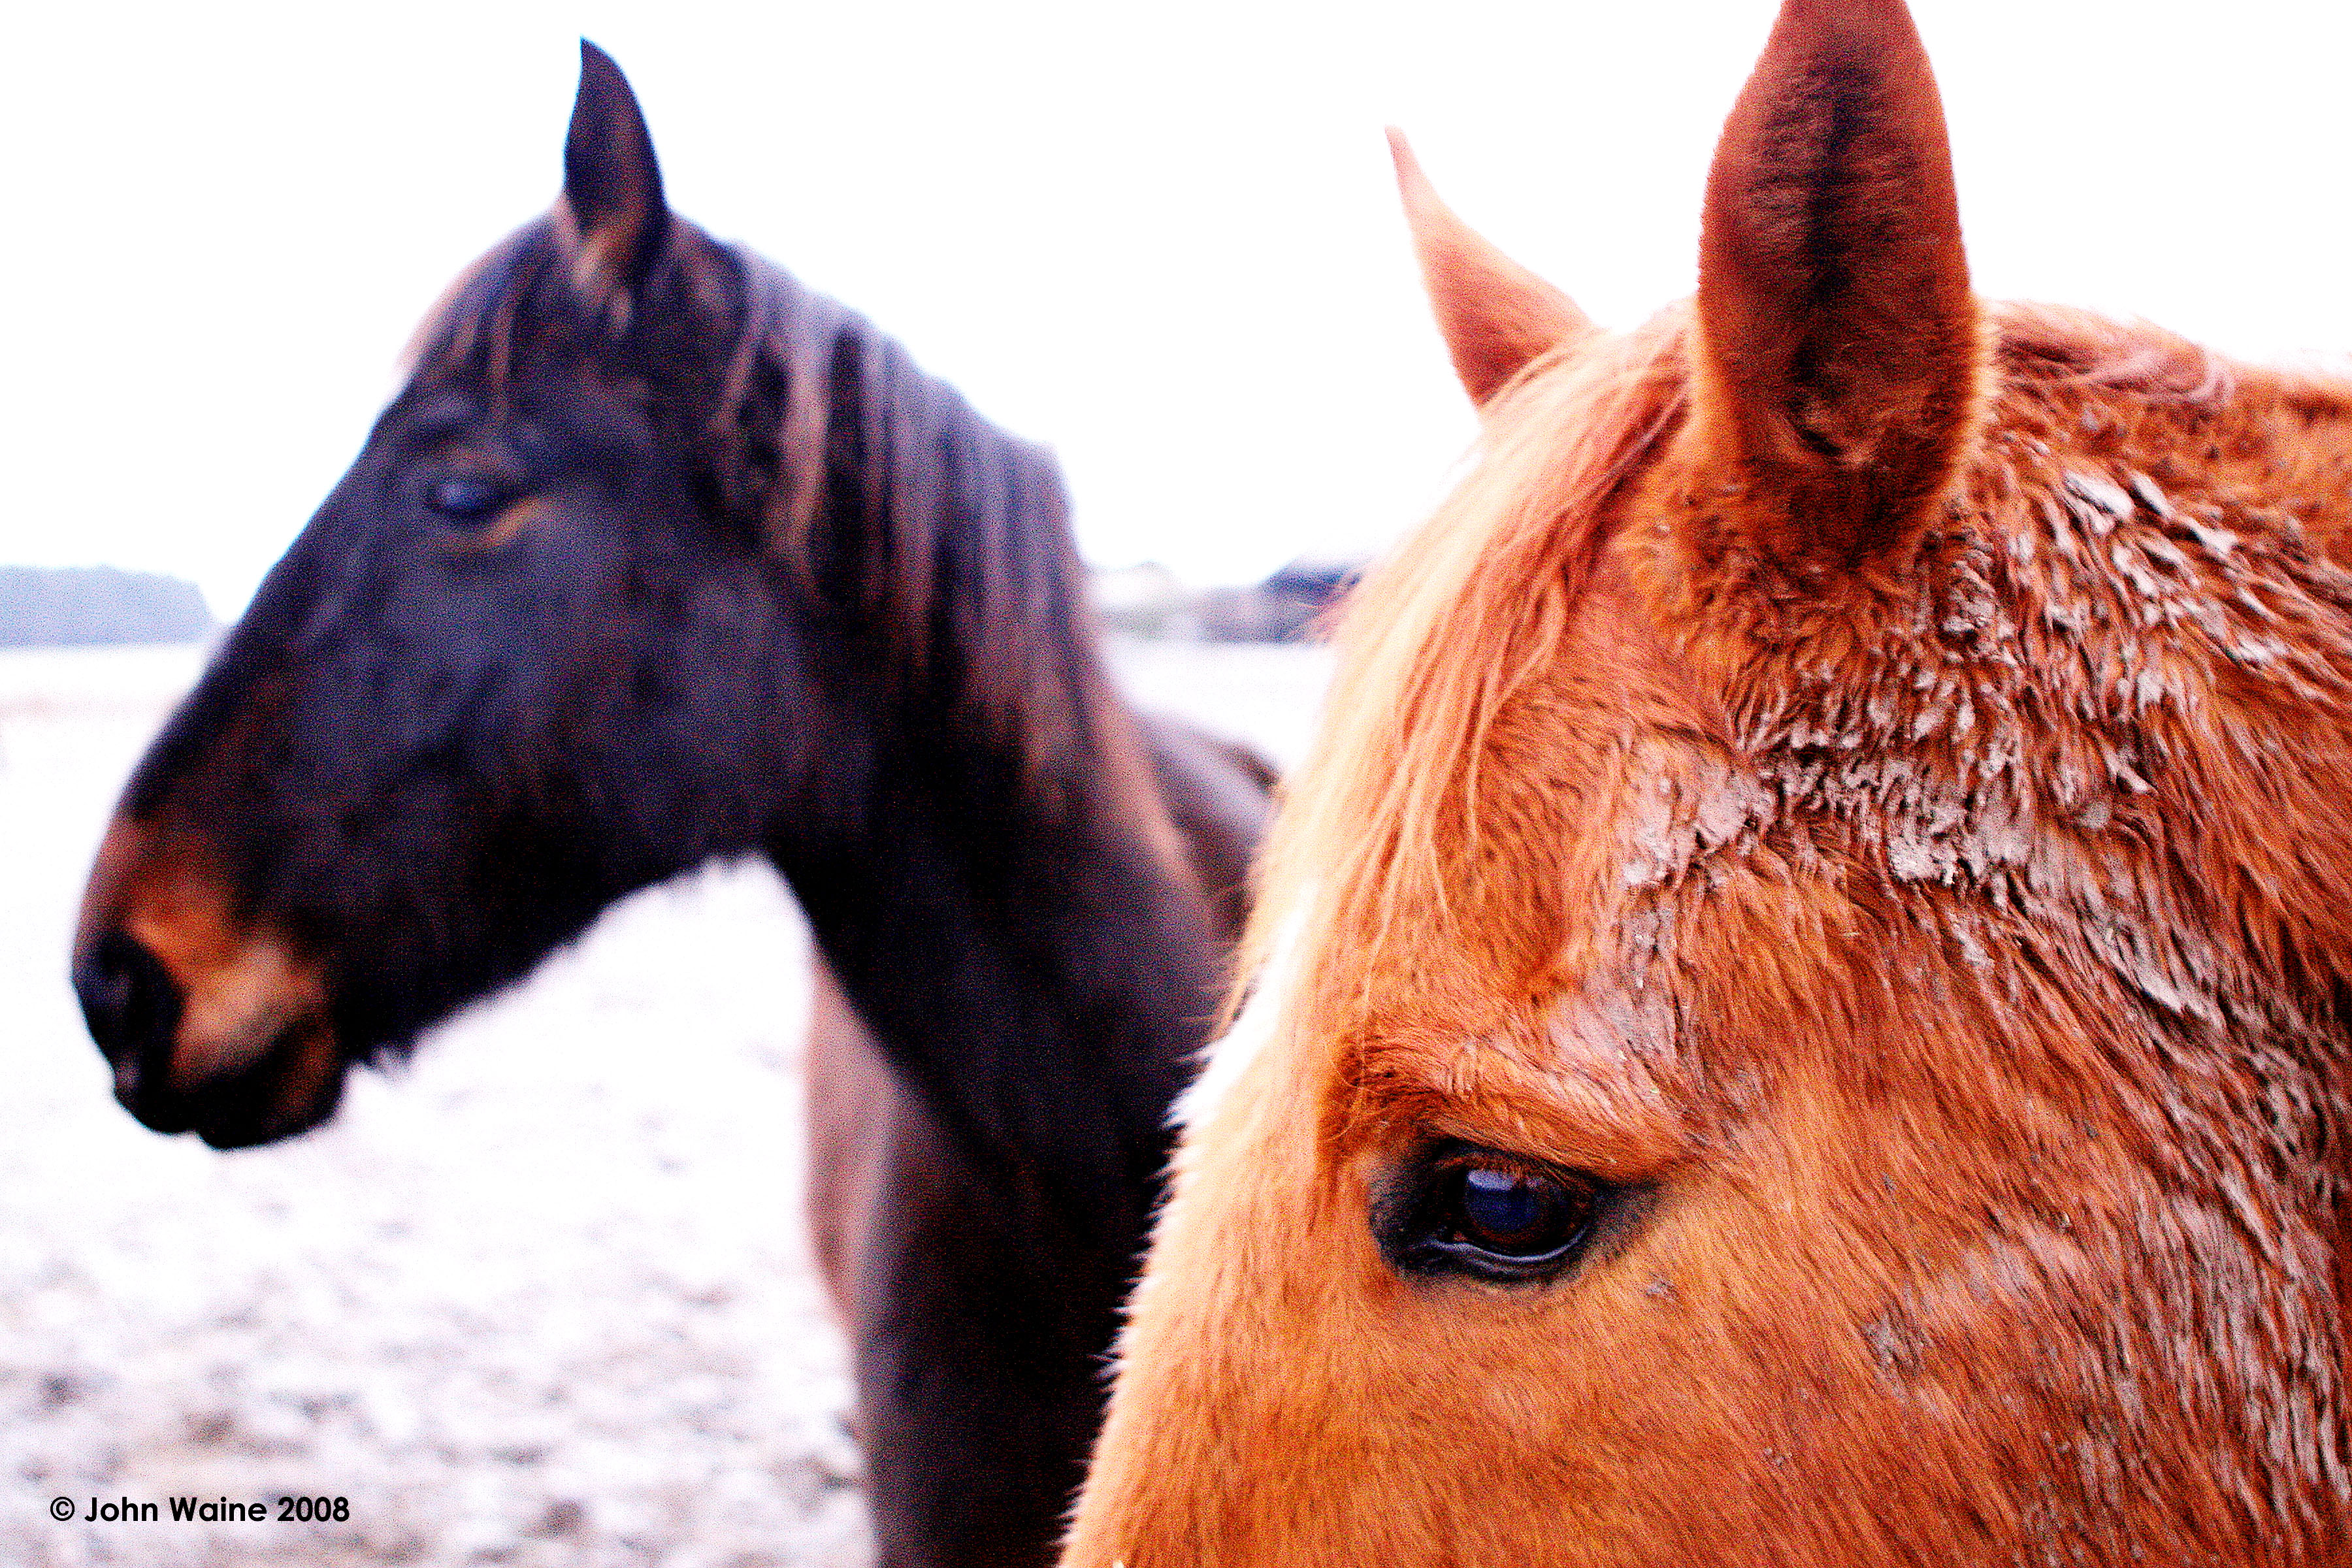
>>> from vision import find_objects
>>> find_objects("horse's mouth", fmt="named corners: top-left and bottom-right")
top-left (74, 826), bottom-right (351, 1150)
top-left (118, 1005), bottom-right (350, 1150)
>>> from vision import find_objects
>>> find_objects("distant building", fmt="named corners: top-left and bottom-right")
top-left (1091, 557), bottom-right (1365, 644)
top-left (0, 566), bottom-right (215, 647)
top-left (1232, 557), bottom-right (1365, 642)
top-left (1090, 562), bottom-right (1200, 640)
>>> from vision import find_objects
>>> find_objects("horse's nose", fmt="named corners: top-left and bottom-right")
top-left (73, 926), bottom-right (184, 1111)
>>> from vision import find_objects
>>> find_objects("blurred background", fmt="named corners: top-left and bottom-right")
top-left (0, 639), bottom-right (1326, 1567)
top-left (8, 0), bottom-right (2352, 621)
top-left (7, 0), bottom-right (2352, 1562)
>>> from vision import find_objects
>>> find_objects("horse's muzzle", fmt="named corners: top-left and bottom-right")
top-left (74, 924), bottom-right (189, 1122)
top-left (76, 917), bottom-right (348, 1148)
top-left (73, 815), bottom-right (346, 1149)
top-left (72, 920), bottom-right (344, 1149)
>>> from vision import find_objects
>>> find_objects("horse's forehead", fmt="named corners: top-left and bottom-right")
top-left (1225, 344), bottom-right (2352, 1143)
top-left (1494, 385), bottom-right (2304, 979)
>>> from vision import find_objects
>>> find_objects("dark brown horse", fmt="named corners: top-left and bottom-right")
top-left (70, 46), bottom-right (1267, 1568)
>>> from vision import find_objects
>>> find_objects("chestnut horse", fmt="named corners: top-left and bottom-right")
top-left (67, 46), bottom-right (1268, 1568)
top-left (1069, 2), bottom-right (2352, 1563)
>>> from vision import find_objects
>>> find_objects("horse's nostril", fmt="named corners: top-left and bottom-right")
top-left (74, 928), bottom-right (183, 1100)
top-left (72, 939), bottom-right (127, 1045)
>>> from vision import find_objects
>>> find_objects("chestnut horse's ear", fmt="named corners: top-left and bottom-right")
top-left (1693, 0), bottom-right (1982, 559)
top-left (1388, 129), bottom-right (1595, 408)
top-left (562, 41), bottom-right (670, 308)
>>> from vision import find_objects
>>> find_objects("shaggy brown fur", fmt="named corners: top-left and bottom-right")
top-left (1066, 2), bottom-right (2352, 1563)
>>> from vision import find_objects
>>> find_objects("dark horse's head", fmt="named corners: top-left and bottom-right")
top-left (73, 44), bottom-right (1075, 1147)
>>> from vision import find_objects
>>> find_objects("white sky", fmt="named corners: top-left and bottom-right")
top-left (8, 1), bottom-right (2352, 619)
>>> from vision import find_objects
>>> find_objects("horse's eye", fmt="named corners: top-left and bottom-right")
top-left (425, 475), bottom-right (510, 524)
top-left (1376, 1146), bottom-right (1608, 1283)
top-left (1445, 1164), bottom-right (1595, 1262)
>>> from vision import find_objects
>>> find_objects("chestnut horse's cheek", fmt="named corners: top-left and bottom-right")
top-left (1078, 1086), bottom-right (1767, 1567)
top-left (1068, 1118), bottom-right (1382, 1563)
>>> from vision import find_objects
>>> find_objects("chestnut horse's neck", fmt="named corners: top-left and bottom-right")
top-left (734, 260), bottom-right (1224, 1252)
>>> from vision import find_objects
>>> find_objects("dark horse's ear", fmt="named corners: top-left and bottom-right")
top-left (1693, 0), bottom-right (1983, 561)
top-left (1388, 129), bottom-right (1595, 408)
top-left (562, 41), bottom-right (670, 313)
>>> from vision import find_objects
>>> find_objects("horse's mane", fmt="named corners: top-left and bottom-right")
top-left (730, 253), bottom-right (1088, 693)
top-left (1243, 299), bottom-right (2238, 1028)
top-left (408, 218), bottom-right (1110, 781)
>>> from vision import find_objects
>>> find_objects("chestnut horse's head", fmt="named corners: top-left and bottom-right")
top-left (72, 45), bottom-right (1044, 1147)
top-left (1071, 3), bottom-right (2352, 1563)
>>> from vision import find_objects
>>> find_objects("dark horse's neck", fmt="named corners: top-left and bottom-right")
top-left (739, 258), bottom-right (1222, 1257)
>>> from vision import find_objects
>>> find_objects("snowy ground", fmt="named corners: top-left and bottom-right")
top-left (0, 638), bottom-right (1328, 1567)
